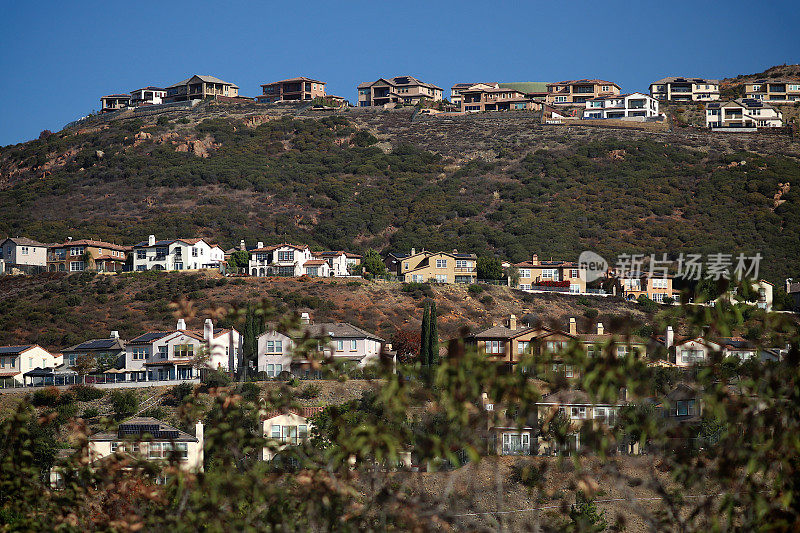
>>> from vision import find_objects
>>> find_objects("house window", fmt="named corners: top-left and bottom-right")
top-left (271, 425), bottom-right (281, 439)
top-left (278, 250), bottom-right (294, 262)
top-left (350, 340), bottom-right (357, 351)
top-left (158, 346), bottom-right (168, 359)
top-left (681, 349), bottom-right (703, 364)
top-left (517, 341), bottom-right (530, 355)
top-left (70, 261), bottom-right (85, 272)
top-left (555, 96), bottom-right (567, 102)
top-left (485, 340), bottom-right (504, 354)
top-left (435, 274), bottom-right (447, 283)
top-left (519, 269), bottom-right (530, 278)
top-left (174, 344), bottom-right (194, 359)
top-left (652, 293), bottom-right (665, 302)
top-left (111, 442), bottom-right (119, 453)
top-left (266, 340), bottom-right (283, 353)
top-left (403, 262), bottom-right (409, 270)
top-left (132, 347), bottom-right (148, 360)
top-left (70, 247), bottom-right (83, 256)
top-left (601, 86), bottom-right (611, 92)
top-left (570, 406), bottom-right (587, 419)
top-left (149, 442), bottom-right (164, 459)
top-left (436, 259), bottom-right (447, 268)
top-left (617, 346), bottom-right (630, 358)
top-left (501, 432), bottom-right (530, 455)
top-left (456, 260), bottom-right (469, 269)
top-left (20, 246), bottom-right (29, 255)
top-left (192, 247), bottom-right (198, 257)
top-left (676, 399), bottom-right (696, 416)
top-left (137, 250), bottom-right (146, 259)
top-left (337, 340), bottom-right (344, 351)
top-left (570, 269), bottom-right (579, 278)
top-left (545, 341), bottom-right (568, 353)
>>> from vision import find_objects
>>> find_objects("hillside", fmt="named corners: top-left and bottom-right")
top-left (1, 101), bottom-right (800, 285)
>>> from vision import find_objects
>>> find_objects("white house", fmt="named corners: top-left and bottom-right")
top-left (0, 237), bottom-right (49, 267)
top-left (124, 319), bottom-right (241, 381)
top-left (312, 251), bottom-right (362, 277)
top-left (257, 313), bottom-right (384, 377)
top-left (130, 86), bottom-right (166, 106)
top-left (0, 345), bottom-right (62, 385)
top-left (261, 407), bottom-right (323, 460)
top-left (132, 235), bottom-right (224, 272)
top-left (248, 243), bottom-right (316, 277)
top-left (706, 99), bottom-right (783, 129)
top-left (583, 92), bottom-right (659, 120)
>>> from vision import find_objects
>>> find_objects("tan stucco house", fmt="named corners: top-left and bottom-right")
top-left (164, 75), bottom-right (239, 103)
top-left (546, 79), bottom-right (621, 105)
top-left (649, 77), bottom-right (720, 101)
top-left (257, 77), bottom-right (326, 103)
top-left (357, 76), bottom-right (443, 107)
top-left (47, 238), bottom-right (130, 273)
top-left (392, 249), bottom-right (477, 284)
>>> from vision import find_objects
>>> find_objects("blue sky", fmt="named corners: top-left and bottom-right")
top-left (0, 0), bottom-right (798, 146)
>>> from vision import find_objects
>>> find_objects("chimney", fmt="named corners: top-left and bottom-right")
top-left (596, 322), bottom-right (604, 335)
top-left (453, 249), bottom-right (458, 254)
top-left (148, 234), bottom-right (156, 246)
top-left (532, 253), bottom-right (538, 264)
top-left (508, 314), bottom-right (517, 330)
top-left (177, 318), bottom-right (186, 331)
top-left (110, 330), bottom-right (119, 339)
top-left (411, 247), bottom-right (416, 255)
top-left (67, 236), bottom-right (73, 242)
top-left (787, 278), bottom-right (794, 294)
top-left (195, 420), bottom-right (204, 465)
top-left (239, 239), bottom-right (246, 251)
top-left (666, 325), bottom-right (674, 349)
top-left (257, 241), bottom-right (264, 249)
top-left (300, 312), bottom-right (311, 324)
top-left (569, 317), bottom-right (577, 335)
top-left (204, 318), bottom-right (213, 342)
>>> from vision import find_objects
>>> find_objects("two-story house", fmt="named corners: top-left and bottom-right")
top-left (450, 82), bottom-right (494, 106)
top-left (61, 331), bottom-right (126, 371)
top-left (649, 77), bottom-right (720, 101)
top-left (357, 76), bottom-right (443, 107)
top-left (47, 238), bottom-right (130, 273)
top-left (311, 251), bottom-right (362, 277)
top-left (0, 345), bottom-right (62, 385)
top-left (513, 254), bottom-right (587, 294)
top-left (257, 313), bottom-right (384, 377)
top-left (164, 75), bottom-right (239, 103)
top-left (248, 243), bottom-right (327, 277)
top-left (705, 99), bottom-right (783, 129)
top-left (100, 94), bottom-right (131, 113)
top-left (392, 249), bottom-right (477, 284)
top-left (582, 92), bottom-right (659, 120)
top-left (256, 77), bottom-right (326, 103)
top-left (0, 237), bottom-right (49, 268)
top-left (546, 79), bottom-right (621, 105)
top-left (744, 78), bottom-right (800, 103)
top-left (124, 319), bottom-right (240, 381)
top-left (571, 318), bottom-right (648, 360)
top-left (459, 84), bottom-right (540, 113)
top-left (130, 86), bottom-right (166, 106)
top-left (261, 406), bottom-right (324, 460)
top-left (619, 274), bottom-right (678, 303)
top-left (132, 235), bottom-right (224, 272)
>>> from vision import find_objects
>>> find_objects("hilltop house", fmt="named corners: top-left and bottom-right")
top-left (649, 77), bottom-right (720, 101)
top-left (651, 326), bottom-right (754, 366)
top-left (512, 254), bottom-right (587, 294)
top-left (124, 319), bottom-right (241, 381)
top-left (257, 313), bottom-right (385, 377)
top-left (257, 77), bottom-right (326, 103)
top-left (450, 82), bottom-right (493, 105)
top-left (0, 237), bottom-right (49, 268)
top-left (744, 79), bottom-right (800, 103)
top-left (100, 94), bottom-right (131, 113)
top-left (582, 92), bottom-right (659, 120)
top-left (130, 86), bottom-right (166, 106)
top-left (61, 331), bottom-right (126, 370)
top-left (357, 76), bottom-right (443, 107)
top-left (390, 249), bottom-right (477, 284)
top-left (261, 407), bottom-right (324, 460)
top-left (164, 75), bottom-right (239, 103)
top-left (311, 250), bottom-right (361, 277)
top-left (705, 99), bottom-right (783, 128)
top-left (0, 345), bottom-right (62, 385)
top-left (248, 243), bottom-right (322, 277)
top-left (459, 84), bottom-right (541, 113)
top-left (619, 274), bottom-right (678, 303)
top-left (47, 238), bottom-right (130, 273)
top-left (132, 235), bottom-right (224, 272)
top-left (572, 318), bottom-right (648, 360)
top-left (546, 79), bottom-right (621, 105)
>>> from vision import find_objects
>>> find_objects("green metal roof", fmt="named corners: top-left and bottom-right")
top-left (498, 82), bottom-right (549, 93)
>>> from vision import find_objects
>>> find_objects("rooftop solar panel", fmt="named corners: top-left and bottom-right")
top-left (0, 345), bottom-right (32, 354)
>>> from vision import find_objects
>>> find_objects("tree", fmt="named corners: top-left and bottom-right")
top-left (110, 390), bottom-right (139, 418)
top-left (420, 302), bottom-right (431, 366)
top-left (427, 301), bottom-right (438, 366)
top-left (506, 265), bottom-right (520, 288)
top-left (228, 250), bottom-right (250, 274)
top-left (569, 491), bottom-right (608, 532)
top-left (241, 306), bottom-right (261, 378)
top-left (392, 328), bottom-right (421, 364)
top-left (361, 249), bottom-right (386, 277)
top-left (72, 355), bottom-right (97, 384)
top-left (476, 256), bottom-right (504, 281)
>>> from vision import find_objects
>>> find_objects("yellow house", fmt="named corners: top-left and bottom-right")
top-left (396, 249), bottom-right (477, 284)
top-left (513, 254), bottom-right (587, 293)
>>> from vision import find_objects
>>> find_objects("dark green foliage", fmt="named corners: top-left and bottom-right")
top-left (569, 491), bottom-right (608, 532)
top-left (477, 257), bottom-right (504, 280)
top-left (420, 302), bottom-right (431, 366)
top-left (427, 301), bottom-right (439, 366)
top-left (203, 369), bottom-right (232, 389)
top-left (467, 284), bottom-right (484, 294)
top-left (140, 406), bottom-right (165, 419)
top-left (70, 384), bottom-right (105, 402)
top-left (583, 308), bottom-right (599, 320)
top-left (110, 390), bottom-right (139, 418)
top-left (238, 381), bottom-right (260, 403)
top-left (228, 250), bottom-right (250, 272)
top-left (361, 249), bottom-right (386, 277)
top-left (298, 384), bottom-right (321, 399)
top-left (30, 387), bottom-right (61, 407)
top-left (637, 295), bottom-right (660, 313)
top-left (241, 305), bottom-right (264, 376)
top-left (81, 407), bottom-right (99, 419)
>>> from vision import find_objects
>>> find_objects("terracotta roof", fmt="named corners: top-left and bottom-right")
top-left (0, 372), bottom-right (21, 378)
top-left (304, 260), bottom-right (327, 266)
top-left (49, 239), bottom-right (131, 251)
top-left (540, 389), bottom-right (623, 406)
top-left (651, 77), bottom-right (719, 85)
top-left (250, 243), bottom-right (310, 253)
top-left (548, 79), bottom-right (620, 88)
top-left (262, 76), bottom-right (325, 86)
top-left (578, 333), bottom-right (647, 344)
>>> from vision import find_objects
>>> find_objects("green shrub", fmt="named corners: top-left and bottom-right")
top-left (70, 384), bottom-right (105, 402)
top-left (468, 284), bottom-right (484, 295)
top-left (238, 381), bottom-right (260, 403)
top-left (82, 407), bottom-right (99, 419)
top-left (480, 295), bottom-right (495, 307)
top-left (203, 370), bottom-right (231, 389)
top-left (140, 406), bottom-right (165, 419)
top-left (298, 384), bottom-right (321, 399)
top-left (583, 308), bottom-right (599, 320)
top-left (170, 382), bottom-right (195, 404)
top-left (110, 390), bottom-right (139, 418)
top-left (31, 387), bottom-right (61, 407)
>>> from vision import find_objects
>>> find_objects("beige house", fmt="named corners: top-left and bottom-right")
top-left (513, 254), bottom-right (587, 294)
top-left (460, 84), bottom-right (541, 113)
top-left (164, 75), bottom-right (239, 103)
top-left (130, 86), bottom-right (166, 106)
top-left (450, 82), bottom-right (493, 105)
top-left (47, 238), bottom-right (130, 273)
top-left (357, 76), bottom-right (443, 107)
top-left (393, 249), bottom-right (477, 284)
top-left (744, 79), bottom-right (800, 103)
top-left (88, 417), bottom-right (204, 472)
top-left (649, 77), bottom-right (720, 101)
top-left (572, 318), bottom-right (648, 360)
top-left (620, 275), bottom-right (678, 303)
top-left (706, 99), bottom-right (783, 129)
top-left (546, 79), bottom-right (620, 105)
top-left (257, 77), bottom-right (326, 103)
top-left (100, 94), bottom-right (131, 113)
top-left (0, 345), bottom-right (62, 385)
top-left (261, 407), bottom-right (324, 460)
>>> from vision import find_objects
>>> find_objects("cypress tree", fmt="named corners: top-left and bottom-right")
top-left (420, 302), bottom-right (430, 366)
top-left (428, 301), bottom-right (439, 366)
top-left (241, 306), bottom-right (257, 376)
